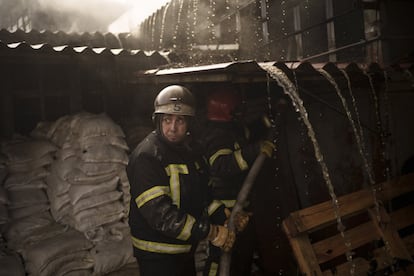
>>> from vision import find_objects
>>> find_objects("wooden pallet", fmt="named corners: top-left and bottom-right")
top-left (282, 173), bottom-right (414, 275)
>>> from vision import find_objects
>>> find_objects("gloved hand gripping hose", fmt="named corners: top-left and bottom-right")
top-left (218, 151), bottom-right (268, 276)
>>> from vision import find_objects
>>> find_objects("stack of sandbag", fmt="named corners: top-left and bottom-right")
top-left (1, 137), bottom-right (95, 275)
top-left (0, 152), bottom-right (8, 228)
top-left (1, 151), bottom-right (26, 276)
top-left (1, 137), bottom-right (56, 248)
top-left (41, 112), bottom-right (136, 275)
top-left (0, 235), bottom-right (26, 276)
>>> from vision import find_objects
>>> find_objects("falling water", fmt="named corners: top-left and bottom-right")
top-left (365, 72), bottom-right (389, 195)
top-left (150, 13), bottom-right (157, 49)
top-left (190, 0), bottom-right (198, 56)
top-left (320, 69), bottom-right (383, 231)
top-left (340, 69), bottom-right (366, 147)
top-left (319, 69), bottom-right (375, 186)
top-left (209, 0), bottom-right (217, 44)
top-left (382, 70), bottom-right (394, 180)
top-left (159, 2), bottom-right (171, 48)
top-left (365, 72), bottom-right (382, 135)
top-left (260, 64), bottom-right (356, 275)
top-left (173, 0), bottom-right (185, 49)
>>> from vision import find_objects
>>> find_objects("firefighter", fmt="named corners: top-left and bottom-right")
top-left (200, 86), bottom-right (277, 276)
top-left (127, 85), bottom-right (235, 276)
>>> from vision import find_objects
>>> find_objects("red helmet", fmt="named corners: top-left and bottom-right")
top-left (207, 89), bottom-right (242, 122)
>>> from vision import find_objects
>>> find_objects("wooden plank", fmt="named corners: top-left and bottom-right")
top-left (313, 219), bottom-right (380, 264)
top-left (322, 257), bottom-right (370, 276)
top-left (390, 204), bottom-right (414, 230)
top-left (283, 173), bottom-right (414, 235)
top-left (283, 221), bottom-right (323, 276)
top-left (314, 206), bottom-right (414, 264)
top-left (368, 207), bottom-right (413, 262)
top-left (404, 233), bottom-right (414, 255)
top-left (323, 234), bottom-right (414, 275)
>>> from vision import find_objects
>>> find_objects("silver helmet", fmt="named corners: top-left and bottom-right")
top-left (154, 85), bottom-right (195, 116)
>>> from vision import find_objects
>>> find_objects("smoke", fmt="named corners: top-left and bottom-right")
top-left (109, 0), bottom-right (171, 34)
top-left (32, 0), bottom-right (131, 33)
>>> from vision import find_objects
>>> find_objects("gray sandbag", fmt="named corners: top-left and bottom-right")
top-left (68, 176), bottom-right (120, 205)
top-left (119, 170), bottom-right (131, 215)
top-left (7, 154), bottom-right (54, 174)
top-left (23, 228), bottom-right (93, 275)
top-left (5, 212), bottom-right (53, 249)
top-left (4, 167), bottom-right (49, 190)
top-left (71, 191), bottom-right (123, 214)
top-left (7, 188), bottom-right (49, 209)
top-left (73, 201), bottom-right (125, 232)
top-left (79, 144), bottom-right (129, 165)
top-left (1, 140), bottom-right (57, 165)
top-left (91, 230), bottom-right (135, 275)
top-left (6, 179), bottom-right (47, 191)
top-left (30, 121), bottom-right (53, 140)
top-left (66, 168), bottom-right (118, 186)
top-left (50, 156), bottom-right (78, 181)
top-left (49, 194), bottom-right (70, 222)
top-left (0, 204), bottom-right (8, 225)
top-left (104, 262), bottom-right (140, 276)
top-left (46, 172), bottom-right (71, 197)
top-left (8, 203), bottom-right (49, 220)
top-left (22, 222), bottom-right (69, 246)
top-left (75, 161), bottom-right (125, 177)
top-left (47, 115), bottom-right (74, 146)
top-left (79, 135), bottom-right (129, 151)
top-left (55, 145), bottom-right (78, 161)
top-left (73, 113), bottom-right (125, 139)
top-left (38, 250), bottom-right (94, 276)
top-left (0, 185), bottom-right (8, 205)
top-left (0, 251), bottom-right (26, 276)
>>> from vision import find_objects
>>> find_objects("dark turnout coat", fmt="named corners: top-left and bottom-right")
top-left (200, 121), bottom-right (260, 208)
top-left (127, 131), bottom-right (226, 257)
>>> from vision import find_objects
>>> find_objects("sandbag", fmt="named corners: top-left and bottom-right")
top-left (0, 204), bottom-right (8, 225)
top-left (73, 202), bottom-right (125, 232)
top-left (79, 135), bottom-right (129, 151)
top-left (91, 231), bottom-right (135, 275)
top-left (7, 188), bottom-right (49, 209)
top-left (5, 212), bottom-right (53, 249)
top-left (46, 172), bottom-right (71, 197)
top-left (0, 251), bottom-right (26, 276)
top-left (8, 203), bottom-right (49, 220)
top-left (80, 144), bottom-right (129, 165)
top-left (68, 176), bottom-right (119, 205)
top-left (1, 140), bottom-right (57, 165)
top-left (7, 154), bottom-right (54, 174)
top-left (71, 191), bottom-right (123, 214)
top-left (38, 251), bottom-right (94, 276)
top-left (6, 179), bottom-right (47, 191)
top-left (4, 167), bottom-right (49, 190)
top-left (74, 114), bottom-right (125, 138)
top-left (66, 168), bottom-right (118, 186)
top-left (22, 228), bottom-right (93, 275)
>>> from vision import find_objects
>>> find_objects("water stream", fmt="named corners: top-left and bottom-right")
top-left (173, 0), bottom-right (185, 49)
top-left (159, 2), bottom-right (171, 48)
top-left (319, 69), bottom-right (375, 186)
top-left (340, 69), bottom-right (366, 153)
top-left (260, 63), bottom-right (356, 274)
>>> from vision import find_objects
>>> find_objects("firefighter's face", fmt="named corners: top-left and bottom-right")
top-left (161, 114), bottom-right (188, 143)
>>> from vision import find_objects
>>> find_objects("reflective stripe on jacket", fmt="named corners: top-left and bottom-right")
top-left (127, 131), bottom-right (226, 255)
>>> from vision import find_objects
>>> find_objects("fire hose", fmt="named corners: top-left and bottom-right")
top-left (218, 151), bottom-right (268, 275)
top-left (218, 78), bottom-right (282, 275)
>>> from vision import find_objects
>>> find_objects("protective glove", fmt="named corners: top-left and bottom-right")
top-left (224, 208), bottom-right (251, 233)
top-left (208, 224), bottom-right (236, 252)
top-left (260, 140), bottom-right (276, 158)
